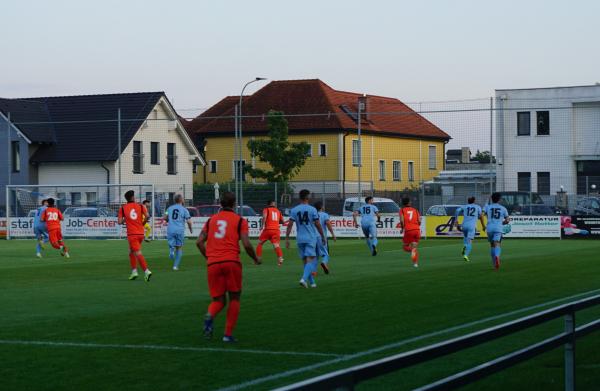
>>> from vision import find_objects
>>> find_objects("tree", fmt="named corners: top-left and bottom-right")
top-left (244, 110), bottom-right (310, 182)
top-left (472, 150), bottom-right (496, 164)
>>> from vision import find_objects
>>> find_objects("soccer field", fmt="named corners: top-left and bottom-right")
top-left (1, 238), bottom-right (599, 390)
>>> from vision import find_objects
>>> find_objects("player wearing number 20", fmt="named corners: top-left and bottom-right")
top-left (40, 197), bottom-right (70, 258)
top-left (196, 192), bottom-right (260, 343)
top-left (165, 194), bottom-right (193, 271)
top-left (454, 197), bottom-right (486, 262)
top-left (483, 192), bottom-right (510, 270)
top-left (118, 190), bottom-right (152, 281)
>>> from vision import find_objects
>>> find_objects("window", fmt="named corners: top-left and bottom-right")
top-left (537, 111), bottom-right (550, 135)
top-left (393, 161), bottom-right (401, 181)
top-left (86, 192), bottom-right (97, 205)
top-left (306, 144), bottom-right (312, 157)
top-left (70, 192), bottom-right (82, 206)
top-left (352, 139), bottom-right (361, 166)
top-left (210, 160), bottom-right (217, 173)
top-left (408, 161), bottom-right (415, 182)
top-left (167, 143), bottom-right (177, 174)
top-left (517, 112), bottom-right (531, 136)
top-left (232, 160), bottom-right (246, 181)
top-left (428, 145), bottom-right (437, 169)
top-left (517, 172), bottom-right (531, 192)
top-left (150, 142), bottom-right (160, 165)
top-left (133, 141), bottom-right (143, 174)
top-left (11, 141), bottom-right (20, 172)
top-left (379, 160), bottom-right (386, 181)
top-left (537, 172), bottom-right (550, 195)
top-left (319, 143), bottom-right (327, 157)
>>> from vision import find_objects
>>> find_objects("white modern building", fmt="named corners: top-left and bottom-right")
top-left (495, 84), bottom-right (600, 198)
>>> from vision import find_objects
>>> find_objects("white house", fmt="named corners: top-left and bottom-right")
top-left (495, 85), bottom-right (600, 199)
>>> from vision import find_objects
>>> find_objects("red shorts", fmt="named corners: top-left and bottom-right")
top-left (259, 229), bottom-right (280, 244)
top-left (207, 262), bottom-right (242, 298)
top-left (49, 229), bottom-right (63, 244)
top-left (403, 229), bottom-right (421, 245)
top-left (127, 235), bottom-right (144, 252)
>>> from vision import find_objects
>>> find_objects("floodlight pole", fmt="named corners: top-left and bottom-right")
top-left (489, 97), bottom-right (493, 196)
top-left (6, 112), bottom-right (11, 187)
top-left (357, 95), bottom-right (365, 199)
top-left (118, 108), bottom-right (122, 185)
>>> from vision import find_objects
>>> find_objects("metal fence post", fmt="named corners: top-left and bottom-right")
top-left (274, 182), bottom-right (278, 205)
top-left (564, 311), bottom-right (575, 391)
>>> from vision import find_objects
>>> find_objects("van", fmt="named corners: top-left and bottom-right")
top-left (342, 197), bottom-right (400, 217)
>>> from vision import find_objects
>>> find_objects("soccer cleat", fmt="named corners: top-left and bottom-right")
top-left (222, 335), bottom-right (237, 343)
top-left (144, 239), bottom-right (150, 243)
top-left (203, 314), bottom-right (213, 340)
top-left (36, 252), bottom-right (42, 258)
top-left (494, 256), bottom-right (501, 270)
top-left (64, 252), bottom-right (70, 259)
top-left (310, 283), bottom-right (317, 288)
top-left (172, 266), bottom-right (179, 271)
top-left (144, 270), bottom-right (152, 282)
top-left (463, 255), bottom-right (470, 262)
top-left (321, 262), bottom-right (330, 275)
top-left (372, 246), bottom-right (378, 256)
top-left (299, 279), bottom-right (308, 288)
top-left (277, 257), bottom-right (284, 266)
top-left (413, 263), bottom-right (419, 268)
top-left (129, 270), bottom-right (139, 280)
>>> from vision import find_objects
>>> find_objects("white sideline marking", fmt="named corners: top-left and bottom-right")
top-left (217, 288), bottom-right (600, 391)
top-left (0, 340), bottom-right (342, 358)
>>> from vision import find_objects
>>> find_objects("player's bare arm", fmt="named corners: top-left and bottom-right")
top-left (196, 231), bottom-right (208, 259)
top-left (353, 210), bottom-right (359, 228)
top-left (187, 219), bottom-right (193, 234)
top-left (479, 214), bottom-right (487, 231)
top-left (314, 219), bottom-right (326, 245)
top-left (285, 220), bottom-right (294, 248)
top-left (326, 220), bottom-right (336, 241)
top-left (241, 233), bottom-right (260, 265)
top-left (399, 213), bottom-right (405, 233)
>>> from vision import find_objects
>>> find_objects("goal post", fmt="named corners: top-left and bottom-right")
top-left (5, 184), bottom-right (157, 240)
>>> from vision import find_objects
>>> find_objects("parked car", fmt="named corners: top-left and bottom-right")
top-left (196, 204), bottom-right (221, 217)
top-left (234, 205), bottom-right (259, 217)
top-left (342, 197), bottom-right (400, 217)
top-left (574, 197), bottom-right (600, 216)
top-left (425, 205), bottom-right (462, 216)
top-left (66, 207), bottom-right (116, 217)
top-left (495, 191), bottom-right (545, 215)
top-left (510, 204), bottom-right (559, 216)
top-left (186, 207), bottom-right (200, 217)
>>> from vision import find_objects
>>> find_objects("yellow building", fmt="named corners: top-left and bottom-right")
top-left (186, 80), bottom-right (449, 192)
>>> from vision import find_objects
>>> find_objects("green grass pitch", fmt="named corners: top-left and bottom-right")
top-left (1, 238), bottom-right (599, 390)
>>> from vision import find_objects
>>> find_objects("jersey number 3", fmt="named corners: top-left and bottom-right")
top-left (214, 220), bottom-right (228, 239)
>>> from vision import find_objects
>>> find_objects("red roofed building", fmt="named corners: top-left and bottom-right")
top-left (186, 79), bottom-right (450, 192)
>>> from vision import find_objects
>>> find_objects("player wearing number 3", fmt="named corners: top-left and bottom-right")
top-left (197, 192), bottom-right (260, 343)
top-left (40, 197), bottom-right (70, 258)
top-left (165, 194), bottom-right (193, 271)
top-left (256, 200), bottom-right (285, 266)
top-left (118, 190), bottom-right (152, 281)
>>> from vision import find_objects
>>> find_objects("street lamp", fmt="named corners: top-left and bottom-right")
top-left (235, 77), bottom-right (267, 214)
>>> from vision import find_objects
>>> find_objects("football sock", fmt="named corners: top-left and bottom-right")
top-left (208, 301), bottom-right (225, 318)
top-left (372, 237), bottom-right (378, 248)
top-left (225, 299), bottom-right (240, 336)
top-left (61, 243), bottom-right (68, 252)
top-left (129, 253), bottom-right (137, 269)
top-left (490, 248), bottom-right (495, 263)
top-left (169, 247), bottom-right (175, 260)
top-left (308, 273), bottom-right (315, 285)
top-left (256, 242), bottom-right (263, 257)
top-left (366, 238), bottom-right (372, 251)
top-left (275, 246), bottom-right (283, 258)
top-left (411, 248), bottom-right (419, 263)
top-left (403, 244), bottom-right (411, 252)
top-left (174, 249), bottom-right (183, 268)
top-left (36, 242), bottom-right (42, 254)
top-left (137, 254), bottom-right (148, 271)
top-left (495, 247), bottom-right (502, 258)
top-left (465, 243), bottom-right (472, 256)
top-left (302, 259), bottom-right (317, 281)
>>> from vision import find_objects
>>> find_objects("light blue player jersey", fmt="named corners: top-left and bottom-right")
top-left (358, 204), bottom-right (378, 226)
top-left (456, 204), bottom-right (482, 228)
top-left (290, 203), bottom-right (319, 244)
top-left (483, 203), bottom-right (509, 232)
top-left (33, 206), bottom-right (47, 229)
top-left (318, 211), bottom-right (330, 238)
top-left (165, 204), bottom-right (190, 233)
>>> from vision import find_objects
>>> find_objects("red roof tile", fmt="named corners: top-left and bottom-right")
top-left (186, 79), bottom-right (450, 140)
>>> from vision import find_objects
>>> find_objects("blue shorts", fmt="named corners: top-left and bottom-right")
top-left (361, 224), bottom-right (377, 239)
top-left (167, 231), bottom-right (185, 248)
top-left (34, 226), bottom-right (48, 238)
top-left (462, 225), bottom-right (476, 240)
top-left (297, 241), bottom-right (317, 259)
top-left (316, 239), bottom-right (329, 259)
top-left (487, 230), bottom-right (502, 243)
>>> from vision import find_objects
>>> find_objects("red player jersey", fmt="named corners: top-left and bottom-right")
top-left (262, 207), bottom-right (283, 231)
top-left (202, 209), bottom-right (249, 265)
top-left (119, 202), bottom-right (147, 236)
top-left (41, 207), bottom-right (63, 231)
top-left (401, 207), bottom-right (421, 232)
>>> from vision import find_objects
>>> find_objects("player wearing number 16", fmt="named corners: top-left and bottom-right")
top-left (40, 197), bottom-right (70, 258)
top-left (118, 190), bottom-right (152, 282)
top-left (196, 192), bottom-right (260, 343)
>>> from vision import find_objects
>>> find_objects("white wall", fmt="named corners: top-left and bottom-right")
top-left (38, 162), bottom-right (108, 185)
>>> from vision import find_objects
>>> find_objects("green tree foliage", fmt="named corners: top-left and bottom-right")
top-left (244, 110), bottom-right (310, 182)
top-left (473, 150), bottom-right (496, 164)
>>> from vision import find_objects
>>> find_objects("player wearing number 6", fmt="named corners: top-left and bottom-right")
top-left (256, 200), bottom-right (285, 266)
top-left (482, 192), bottom-right (510, 270)
top-left (118, 190), bottom-right (152, 281)
top-left (197, 192), bottom-right (260, 343)
top-left (40, 198), bottom-right (70, 258)
top-left (399, 197), bottom-right (421, 268)
top-left (165, 194), bottom-right (193, 271)
top-left (454, 197), bottom-right (486, 262)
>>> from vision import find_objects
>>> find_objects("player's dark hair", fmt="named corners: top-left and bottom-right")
top-left (142, 199), bottom-right (150, 205)
top-left (220, 191), bottom-right (236, 209)
top-left (299, 189), bottom-right (310, 200)
top-left (468, 197), bottom-right (476, 204)
top-left (41, 199), bottom-right (47, 205)
top-left (491, 192), bottom-right (501, 203)
top-left (365, 196), bottom-right (373, 203)
top-left (402, 197), bottom-right (411, 206)
top-left (266, 200), bottom-right (275, 206)
top-left (125, 190), bottom-right (135, 202)
top-left (313, 201), bottom-right (323, 211)
top-left (47, 198), bottom-right (55, 206)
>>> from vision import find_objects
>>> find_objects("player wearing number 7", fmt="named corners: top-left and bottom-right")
top-left (399, 197), bottom-right (421, 268)
top-left (118, 190), bottom-right (152, 281)
top-left (454, 197), bottom-right (486, 262)
top-left (256, 200), bottom-right (285, 266)
top-left (197, 192), bottom-right (260, 343)
top-left (482, 192), bottom-right (510, 270)
top-left (165, 194), bottom-right (193, 271)
top-left (40, 197), bottom-right (70, 258)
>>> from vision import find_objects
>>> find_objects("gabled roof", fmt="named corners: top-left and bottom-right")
top-left (186, 79), bottom-right (450, 140)
top-left (0, 98), bottom-right (55, 143)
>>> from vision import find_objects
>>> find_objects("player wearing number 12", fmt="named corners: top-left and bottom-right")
top-left (454, 197), bottom-right (486, 262)
top-left (399, 197), bottom-right (421, 268)
top-left (483, 192), bottom-right (510, 270)
top-left (165, 194), bottom-right (193, 271)
top-left (196, 192), bottom-right (260, 343)
top-left (40, 197), bottom-right (70, 258)
top-left (118, 190), bottom-right (152, 281)
top-left (256, 200), bottom-right (284, 266)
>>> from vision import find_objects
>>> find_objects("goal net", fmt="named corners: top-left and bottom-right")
top-left (5, 184), bottom-right (157, 239)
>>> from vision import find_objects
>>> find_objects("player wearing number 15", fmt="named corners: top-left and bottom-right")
top-left (256, 200), bottom-right (285, 266)
top-left (40, 197), bottom-right (70, 258)
top-left (483, 192), bottom-right (510, 270)
top-left (118, 190), bottom-right (152, 282)
top-left (196, 191), bottom-right (260, 343)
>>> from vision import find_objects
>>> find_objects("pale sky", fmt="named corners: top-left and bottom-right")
top-left (2, 0), bottom-right (599, 130)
